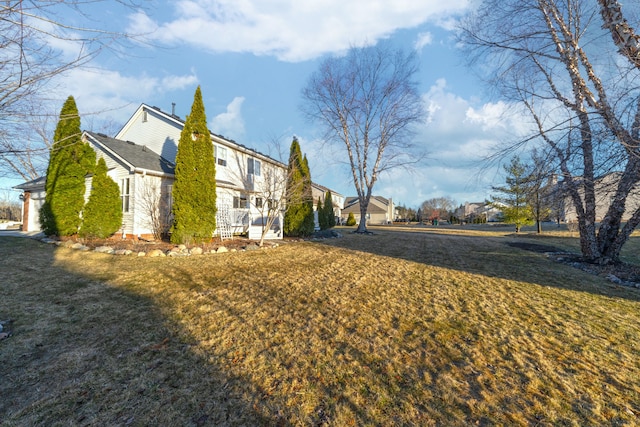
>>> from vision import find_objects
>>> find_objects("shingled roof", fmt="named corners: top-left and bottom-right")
top-left (85, 131), bottom-right (175, 175)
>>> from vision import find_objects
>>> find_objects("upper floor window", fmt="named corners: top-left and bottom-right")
top-left (248, 157), bottom-right (261, 177)
top-left (215, 145), bottom-right (227, 167)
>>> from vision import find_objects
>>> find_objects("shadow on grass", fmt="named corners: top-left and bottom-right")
top-left (315, 226), bottom-right (640, 303)
top-left (0, 237), bottom-right (274, 426)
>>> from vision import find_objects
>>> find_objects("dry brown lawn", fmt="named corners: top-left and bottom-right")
top-left (1, 226), bottom-right (639, 426)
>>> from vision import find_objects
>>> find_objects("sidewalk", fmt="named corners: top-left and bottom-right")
top-left (0, 230), bottom-right (45, 238)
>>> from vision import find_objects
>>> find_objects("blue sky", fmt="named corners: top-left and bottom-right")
top-left (5, 0), bottom-right (531, 207)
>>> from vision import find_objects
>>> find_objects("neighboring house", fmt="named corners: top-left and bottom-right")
top-left (15, 103), bottom-right (288, 240)
top-left (311, 182), bottom-right (344, 228)
top-left (454, 202), bottom-right (502, 223)
top-left (341, 196), bottom-right (394, 225)
top-left (552, 173), bottom-right (640, 223)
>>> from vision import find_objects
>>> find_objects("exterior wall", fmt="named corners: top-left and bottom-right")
top-left (116, 106), bottom-right (181, 162)
top-left (132, 174), bottom-right (173, 238)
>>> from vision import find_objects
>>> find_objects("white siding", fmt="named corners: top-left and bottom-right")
top-left (116, 107), bottom-right (181, 162)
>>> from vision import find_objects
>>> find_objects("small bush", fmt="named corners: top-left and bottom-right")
top-left (346, 212), bottom-right (356, 226)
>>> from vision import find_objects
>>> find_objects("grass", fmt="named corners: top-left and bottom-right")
top-left (1, 226), bottom-right (639, 426)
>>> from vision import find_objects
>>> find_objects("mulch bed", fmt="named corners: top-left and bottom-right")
top-left (507, 241), bottom-right (640, 287)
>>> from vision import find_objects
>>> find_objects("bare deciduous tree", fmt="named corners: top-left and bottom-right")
top-left (1, 1), bottom-right (140, 179)
top-left (137, 179), bottom-right (172, 240)
top-left (420, 197), bottom-right (456, 222)
top-left (460, 0), bottom-right (640, 263)
top-left (301, 44), bottom-right (425, 233)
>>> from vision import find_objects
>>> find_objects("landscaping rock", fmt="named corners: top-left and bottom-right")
top-left (190, 247), bottom-right (203, 255)
top-left (216, 246), bottom-right (228, 253)
top-left (137, 252), bottom-right (146, 257)
top-left (114, 249), bottom-right (133, 256)
top-left (94, 246), bottom-right (115, 254)
top-left (147, 249), bottom-right (165, 257)
top-left (244, 244), bottom-right (260, 251)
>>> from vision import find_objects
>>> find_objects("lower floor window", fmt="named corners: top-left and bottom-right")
top-left (121, 178), bottom-right (130, 213)
top-left (233, 194), bottom-right (248, 209)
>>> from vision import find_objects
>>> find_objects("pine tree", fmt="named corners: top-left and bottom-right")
top-left (80, 157), bottom-right (122, 238)
top-left (491, 156), bottom-right (534, 232)
top-left (40, 95), bottom-right (95, 236)
top-left (171, 86), bottom-right (217, 244)
top-left (284, 137), bottom-right (314, 236)
top-left (323, 190), bottom-right (336, 228)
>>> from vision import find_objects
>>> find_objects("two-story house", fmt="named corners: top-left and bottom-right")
top-left (15, 104), bottom-right (288, 240)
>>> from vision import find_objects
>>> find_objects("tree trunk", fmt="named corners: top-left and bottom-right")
top-left (356, 201), bottom-right (368, 233)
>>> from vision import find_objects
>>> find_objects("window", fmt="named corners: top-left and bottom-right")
top-left (214, 145), bottom-right (227, 167)
top-left (255, 197), bottom-right (263, 208)
top-left (233, 194), bottom-right (248, 209)
top-left (247, 158), bottom-right (261, 176)
top-left (120, 178), bottom-right (130, 213)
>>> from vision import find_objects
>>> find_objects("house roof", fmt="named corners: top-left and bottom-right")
top-left (85, 131), bottom-right (175, 175)
top-left (344, 196), bottom-right (390, 208)
top-left (122, 104), bottom-right (287, 169)
top-left (342, 196), bottom-right (391, 214)
top-left (13, 176), bottom-right (45, 191)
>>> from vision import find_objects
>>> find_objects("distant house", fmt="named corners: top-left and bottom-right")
top-left (552, 173), bottom-right (640, 223)
top-left (341, 196), bottom-right (394, 225)
top-left (14, 104), bottom-right (288, 240)
top-left (454, 202), bottom-right (502, 223)
top-left (311, 182), bottom-right (344, 228)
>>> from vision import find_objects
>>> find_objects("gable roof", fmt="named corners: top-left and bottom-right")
top-left (119, 104), bottom-right (287, 169)
top-left (343, 196), bottom-right (391, 214)
top-left (85, 131), bottom-right (175, 175)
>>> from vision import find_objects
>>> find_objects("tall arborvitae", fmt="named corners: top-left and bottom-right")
top-left (301, 155), bottom-right (315, 235)
top-left (80, 157), bottom-right (122, 238)
top-left (40, 96), bottom-right (95, 236)
top-left (171, 86), bottom-right (217, 244)
top-left (323, 190), bottom-right (336, 228)
top-left (284, 138), bottom-right (314, 236)
top-left (317, 196), bottom-right (325, 230)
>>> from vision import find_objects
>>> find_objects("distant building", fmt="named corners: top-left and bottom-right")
top-left (551, 172), bottom-right (640, 223)
top-left (341, 196), bottom-right (394, 225)
top-left (311, 183), bottom-right (344, 228)
top-left (454, 202), bottom-right (502, 223)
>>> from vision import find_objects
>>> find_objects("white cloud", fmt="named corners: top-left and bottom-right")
top-left (51, 67), bottom-right (198, 124)
top-left (210, 96), bottom-right (246, 139)
top-left (130, 0), bottom-right (471, 62)
top-left (414, 32), bottom-right (433, 51)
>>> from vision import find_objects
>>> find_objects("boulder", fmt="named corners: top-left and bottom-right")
top-left (94, 246), bottom-right (115, 254)
top-left (147, 249), bottom-right (165, 257)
